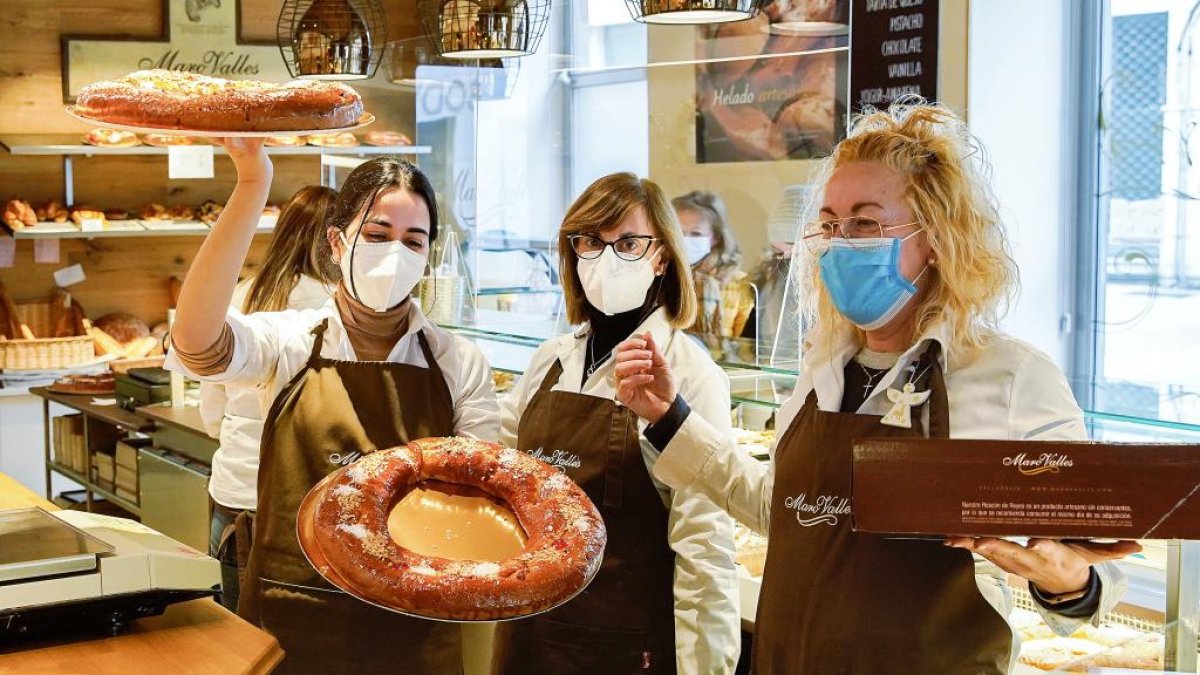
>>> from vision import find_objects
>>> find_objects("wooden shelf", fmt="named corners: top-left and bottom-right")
top-left (11, 220), bottom-right (277, 240)
top-left (46, 461), bottom-right (141, 516)
top-left (0, 134), bottom-right (431, 157)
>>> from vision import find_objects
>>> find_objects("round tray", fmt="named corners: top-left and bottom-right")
top-left (296, 469), bottom-right (603, 623)
top-left (65, 108), bottom-right (376, 138)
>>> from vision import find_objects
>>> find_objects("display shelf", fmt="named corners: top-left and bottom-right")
top-left (10, 220), bottom-right (277, 240)
top-left (474, 287), bottom-right (562, 297)
top-left (0, 134), bottom-right (431, 157)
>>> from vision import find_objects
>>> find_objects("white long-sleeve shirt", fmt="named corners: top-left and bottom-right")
top-left (198, 276), bottom-right (334, 510)
top-left (169, 300), bottom-right (500, 464)
top-left (500, 308), bottom-right (741, 675)
top-left (652, 322), bottom-right (1128, 672)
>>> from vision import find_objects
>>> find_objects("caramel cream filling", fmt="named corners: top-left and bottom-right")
top-left (387, 481), bottom-right (527, 563)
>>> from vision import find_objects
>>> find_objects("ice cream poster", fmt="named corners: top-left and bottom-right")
top-left (694, 1), bottom-right (850, 164)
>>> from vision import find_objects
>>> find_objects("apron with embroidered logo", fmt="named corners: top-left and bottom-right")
top-left (754, 343), bottom-right (1012, 674)
top-left (239, 318), bottom-right (462, 674)
top-left (492, 357), bottom-right (677, 675)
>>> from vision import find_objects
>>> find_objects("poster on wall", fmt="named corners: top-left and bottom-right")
top-left (848, 0), bottom-right (939, 111)
top-left (694, 1), bottom-right (850, 164)
top-left (61, 0), bottom-right (289, 103)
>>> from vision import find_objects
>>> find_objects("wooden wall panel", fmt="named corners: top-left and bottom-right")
top-left (0, 0), bottom-right (421, 328)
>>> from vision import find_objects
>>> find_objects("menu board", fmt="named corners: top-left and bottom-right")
top-left (850, 0), bottom-right (939, 110)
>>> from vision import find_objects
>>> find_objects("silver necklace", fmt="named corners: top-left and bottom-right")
top-left (586, 336), bottom-right (609, 379)
top-left (857, 361), bottom-right (886, 398)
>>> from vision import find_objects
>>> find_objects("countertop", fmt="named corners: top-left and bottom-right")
top-left (136, 402), bottom-right (212, 439)
top-left (0, 471), bottom-right (282, 674)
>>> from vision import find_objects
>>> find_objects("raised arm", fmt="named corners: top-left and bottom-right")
top-left (171, 138), bottom-right (273, 355)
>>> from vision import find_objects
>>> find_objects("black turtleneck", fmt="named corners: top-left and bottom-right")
top-left (582, 281), bottom-right (662, 386)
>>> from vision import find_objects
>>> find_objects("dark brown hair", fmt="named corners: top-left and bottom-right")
top-left (560, 173), bottom-right (698, 328)
top-left (327, 157), bottom-right (439, 241)
top-left (243, 185), bottom-right (339, 313)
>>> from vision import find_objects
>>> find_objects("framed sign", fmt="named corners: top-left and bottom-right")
top-left (61, 0), bottom-right (291, 103)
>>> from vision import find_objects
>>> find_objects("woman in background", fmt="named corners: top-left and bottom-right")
top-left (673, 191), bottom-right (755, 338)
top-left (202, 185), bottom-right (339, 612)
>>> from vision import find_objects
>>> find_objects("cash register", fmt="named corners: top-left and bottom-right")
top-left (0, 507), bottom-right (220, 641)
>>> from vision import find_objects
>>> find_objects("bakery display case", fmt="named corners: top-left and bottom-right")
top-left (0, 134), bottom-right (432, 240)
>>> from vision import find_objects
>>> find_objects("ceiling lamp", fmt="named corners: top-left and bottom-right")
top-left (277, 0), bottom-right (388, 80)
top-left (625, 0), bottom-right (763, 25)
top-left (418, 0), bottom-right (552, 59)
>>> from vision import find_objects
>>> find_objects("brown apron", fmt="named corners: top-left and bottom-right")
top-left (239, 319), bottom-right (463, 675)
top-left (754, 343), bottom-right (1013, 674)
top-left (492, 358), bottom-right (677, 675)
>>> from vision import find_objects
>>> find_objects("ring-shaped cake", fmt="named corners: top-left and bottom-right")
top-left (305, 436), bottom-right (606, 621)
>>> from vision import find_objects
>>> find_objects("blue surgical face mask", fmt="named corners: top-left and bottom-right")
top-left (817, 232), bottom-right (927, 330)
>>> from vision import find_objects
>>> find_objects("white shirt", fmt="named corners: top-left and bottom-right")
top-left (500, 308), bottom-right (740, 675)
top-left (652, 322), bottom-right (1128, 670)
top-left (198, 276), bottom-right (334, 510)
top-left (168, 298), bottom-right (501, 503)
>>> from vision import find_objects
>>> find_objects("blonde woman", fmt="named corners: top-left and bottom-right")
top-left (673, 191), bottom-right (754, 337)
top-left (492, 173), bottom-right (740, 674)
top-left (202, 185), bottom-right (338, 612)
top-left (614, 102), bottom-right (1139, 673)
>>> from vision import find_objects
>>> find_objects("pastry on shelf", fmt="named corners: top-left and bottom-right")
top-left (69, 206), bottom-right (107, 227)
top-left (104, 208), bottom-right (130, 221)
top-left (139, 202), bottom-right (170, 220)
top-left (165, 204), bottom-right (196, 222)
top-left (491, 370), bottom-right (515, 394)
top-left (364, 130), bottom-right (412, 147)
top-left (262, 204), bottom-right (281, 217)
top-left (35, 199), bottom-right (69, 223)
top-left (94, 312), bottom-right (151, 344)
top-left (49, 372), bottom-right (117, 396)
top-left (264, 134), bottom-right (306, 147)
top-left (307, 131), bottom-right (358, 147)
top-left (4, 198), bottom-right (38, 230)
top-left (197, 199), bottom-right (224, 225)
top-left (143, 133), bottom-right (199, 147)
top-left (82, 128), bottom-right (140, 147)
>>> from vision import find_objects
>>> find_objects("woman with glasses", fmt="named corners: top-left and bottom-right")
top-left (491, 172), bottom-right (740, 675)
top-left (612, 101), bottom-right (1138, 673)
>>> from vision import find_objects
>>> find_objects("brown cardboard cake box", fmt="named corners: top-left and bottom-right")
top-left (851, 438), bottom-right (1200, 539)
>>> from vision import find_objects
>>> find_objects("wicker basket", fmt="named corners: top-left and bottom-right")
top-left (0, 301), bottom-right (96, 370)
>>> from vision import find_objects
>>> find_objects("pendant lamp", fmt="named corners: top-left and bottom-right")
top-left (418, 0), bottom-right (551, 59)
top-left (277, 0), bottom-right (388, 80)
top-left (625, 0), bottom-right (763, 25)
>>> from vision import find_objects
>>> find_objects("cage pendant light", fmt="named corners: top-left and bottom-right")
top-left (278, 0), bottom-right (388, 80)
top-left (418, 0), bottom-right (551, 59)
top-left (626, 0), bottom-right (764, 25)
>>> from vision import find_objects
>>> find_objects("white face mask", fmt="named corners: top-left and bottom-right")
top-left (576, 247), bottom-right (662, 316)
top-left (682, 235), bottom-right (711, 266)
top-left (339, 233), bottom-right (426, 312)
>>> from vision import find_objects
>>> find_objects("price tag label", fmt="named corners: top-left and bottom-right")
top-left (168, 144), bottom-right (215, 179)
top-left (54, 263), bottom-right (86, 287)
top-left (0, 236), bottom-right (14, 268)
top-left (34, 239), bottom-right (60, 264)
top-left (80, 218), bottom-right (104, 232)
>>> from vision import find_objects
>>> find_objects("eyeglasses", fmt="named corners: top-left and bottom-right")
top-left (568, 234), bottom-right (659, 261)
top-left (801, 217), bottom-right (922, 254)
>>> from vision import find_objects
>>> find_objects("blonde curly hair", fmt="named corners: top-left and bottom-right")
top-left (799, 98), bottom-right (1019, 362)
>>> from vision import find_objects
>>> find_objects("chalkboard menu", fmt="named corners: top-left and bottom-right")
top-left (850, 0), bottom-right (939, 110)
